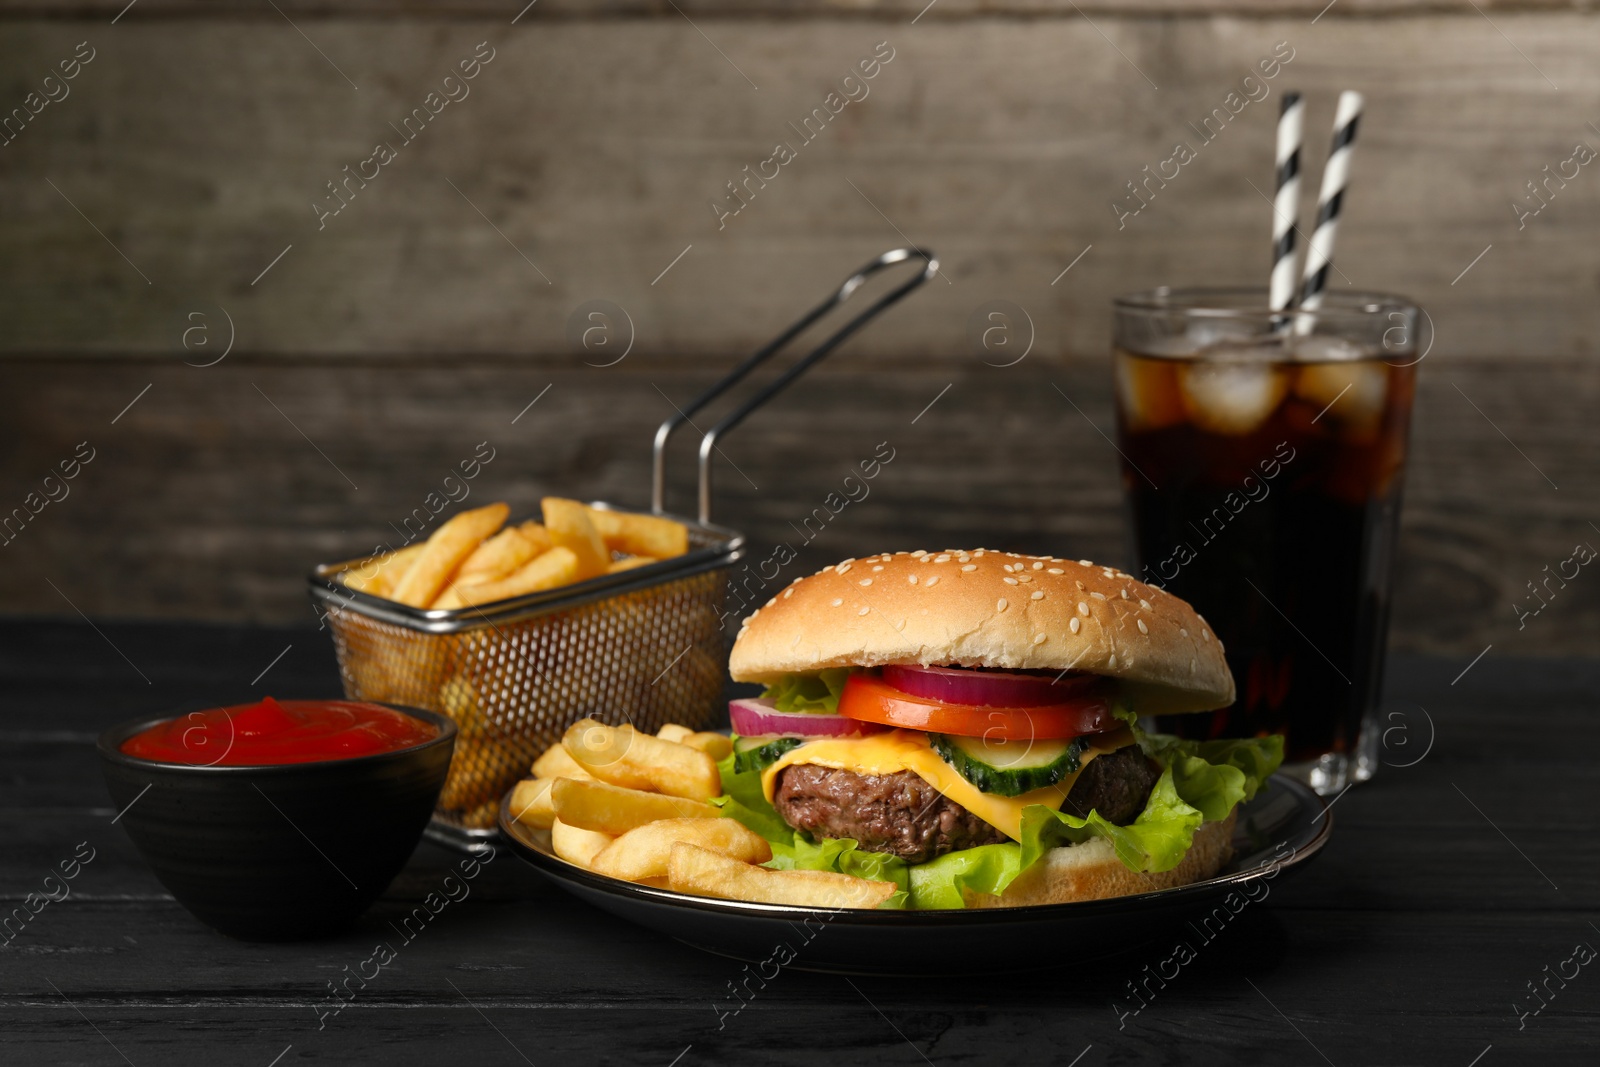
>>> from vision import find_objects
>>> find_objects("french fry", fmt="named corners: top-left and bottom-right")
top-left (656, 724), bottom-right (694, 743)
top-left (519, 521), bottom-right (553, 555)
top-left (437, 673), bottom-right (484, 736)
top-left (531, 742), bottom-right (592, 781)
top-left (433, 527), bottom-right (544, 609)
top-left (550, 777), bottom-right (718, 836)
top-left (509, 777), bottom-right (557, 829)
top-left (541, 498), bottom-right (610, 581)
top-left (343, 543), bottom-right (427, 596)
top-left (551, 818), bottom-right (614, 868)
top-left (668, 844), bottom-right (897, 909)
top-left (682, 731), bottom-right (734, 761)
top-left (455, 547), bottom-right (580, 608)
top-left (458, 527), bottom-right (541, 583)
top-left (586, 507), bottom-right (690, 560)
top-left (607, 555), bottom-right (656, 574)
top-left (590, 818), bottom-right (771, 883)
top-left (562, 719), bottom-right (720, 800)
top-left (391, 503), bottom-right (509, 607)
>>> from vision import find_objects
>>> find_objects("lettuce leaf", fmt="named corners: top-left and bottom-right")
top-left (710, 730), bottom-right (1283, 910)
top-left (759, 669), bottom-right (852, 714)
top-left (710, 750), bottom-right (795, 844)
top-left (907, 843), bottom-right (1024, 910)
top-left (768, 836), bottom-right (911, 909)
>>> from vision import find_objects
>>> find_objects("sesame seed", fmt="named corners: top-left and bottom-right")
top-left (1137, 619), bottom-right (1149, 635)
top-left (859, 578), bottom-right (873, 587)
top-left (935, 554), bottom-right (950, 563)
top-left (766, 598), bottom-right (776, 608)
top-left (1031, 590), bottom-right (1044, 600)
top-left (784, 588), bottom-right (794, 599)
top-left (961, 564), bottom-right (977, 572)
top-left (873, 565), bottom-right (884, 572)
top-left (1180, 627), bottom-right (1188, 637)
top-left (1032, 561), bottom-right (1044, 570)
top-left (974, 549), bottom-right (986, 557)
top-left (1202, 629), bottom-right (1211, 642)
top-left (858, 606), bottom-right (870, 616)
top-left (1139, 599), bottom-right (1152, 611)
top-left (997, 598), bottom-right (1008, 612)
top-left (1109, 654), bottom-right (1118, 668)
top-left (894, 619), bottom-right (907, 631)
top-left (1069, 617), bottom-right (1081, 634)
top-left (957, 554), bottom-right (971, 562)
top-left (912, 550), bottom-right (927, 558)
top-left (1077, 602), bottom-right (1089, 616)
top-left (837, 563), bottom-right (852, 575)
top-left (1076, 581), bottom-right (1086, 591)
top-left (1120, 589), bottom-right (1129, 599)
top-left (1017, 575), bottom-right (1033, 584)
top-left (1090, 591), bottom-right (1106, 600)
top-left (925, 576), bottom-right (940, 588)
top-left (1003, 577), bottom-right (1018, 585)
top-left (1033, 633), bottom-right (1047, 645)
top-left (831, 598), bottom-right (843, 607)
top-left (909, 574), bottom-right (919, 585)
top-left (1047, 568), bottom-right (1064, 575)
top-left (1078, 559), bottom-right (1093, 566)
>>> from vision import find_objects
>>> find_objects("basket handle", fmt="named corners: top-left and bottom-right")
top-left (650, 247), bottom-right (938, 524)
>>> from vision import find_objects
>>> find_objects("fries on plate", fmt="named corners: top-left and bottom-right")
top-left (590, 818), bottom-right (772, 883)
top-left (562, 719), bottom-right (720, 800)
top-left (668, 844), bottom-right (897, 909)
top-left (551, 818), bottom-right (615, 868)
top-left (550, 778), bottom-right (718, 836)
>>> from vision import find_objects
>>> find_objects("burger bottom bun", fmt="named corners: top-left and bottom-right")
top-left (966, 811), bottom-right (1237, 909)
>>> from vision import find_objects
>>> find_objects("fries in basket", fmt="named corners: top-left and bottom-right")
top-left (340, 498), bottom-right (689, 611)
top-left (324, 499), bottom-right (721, 834)
top-left (508, 719), bottom-right (897, 909)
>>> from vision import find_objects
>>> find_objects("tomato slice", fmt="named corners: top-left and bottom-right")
top-left (837, 672), bottom-right (1115, 740)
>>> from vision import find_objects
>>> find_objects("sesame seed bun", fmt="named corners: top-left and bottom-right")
top-left (729, 550), bottom-right (1235, 715)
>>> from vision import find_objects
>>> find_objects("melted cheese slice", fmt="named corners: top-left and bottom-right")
top-left (760, 725), bottom-right (1134, 842)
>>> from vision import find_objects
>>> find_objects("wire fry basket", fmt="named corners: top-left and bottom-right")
top-left (307, 248), bottom-right (938, 846)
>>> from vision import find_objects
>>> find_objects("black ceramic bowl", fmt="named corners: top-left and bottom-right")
top-left (98, 704), bottom-right (455, 941)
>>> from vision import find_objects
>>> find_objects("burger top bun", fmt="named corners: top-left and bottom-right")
top-left (728, 549), bottom-right (1235, 715)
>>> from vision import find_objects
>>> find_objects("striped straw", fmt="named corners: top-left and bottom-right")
top-left (1298, 90), bottom-right (1364, 313)
top-left (1270, 91), bottom-right (1304, 315)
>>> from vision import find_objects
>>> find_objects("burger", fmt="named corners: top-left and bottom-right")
top-left (721, 549), bottom-right (1282, 909)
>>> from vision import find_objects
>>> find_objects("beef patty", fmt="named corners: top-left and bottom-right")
top-left (772, 742), bottom-right (1162, 864)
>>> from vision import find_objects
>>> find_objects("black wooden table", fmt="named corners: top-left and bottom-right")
top-left (3, 621), bottom-right (1595, 1064)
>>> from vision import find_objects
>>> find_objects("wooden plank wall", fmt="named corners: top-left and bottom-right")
top-left (1, 2), bottom-right (1596, 656)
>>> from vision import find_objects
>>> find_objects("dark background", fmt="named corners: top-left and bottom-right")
top-left (1, 0), bottom-right (1596, 658)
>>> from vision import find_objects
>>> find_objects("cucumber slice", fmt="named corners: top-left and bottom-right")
top-left (929, 733), bottom-right (1087, 797)
top-left (731, 734), bottom-right (804, 775)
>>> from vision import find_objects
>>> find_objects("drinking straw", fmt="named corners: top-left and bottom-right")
top-left (1298, 90), bottom-right (1364, 313)
top-left (1270, 91), bottom-right (1304, 315)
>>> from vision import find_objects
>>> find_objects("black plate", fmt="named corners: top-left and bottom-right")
top-left (498, 775), bottom-right (1330, 975)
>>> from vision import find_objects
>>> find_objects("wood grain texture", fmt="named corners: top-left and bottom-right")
top-left (1, 355), bottom-right (1595, 654)
top-left (1, 625), bottom-right (1596, 1066)
top-left (2, 1), bottom-right (1594, 18)
top-left (0, 14), bottom-right (1597, 360)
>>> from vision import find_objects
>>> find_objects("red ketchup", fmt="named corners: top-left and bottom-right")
top-left (120, 697), bottom-right (437, 766)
